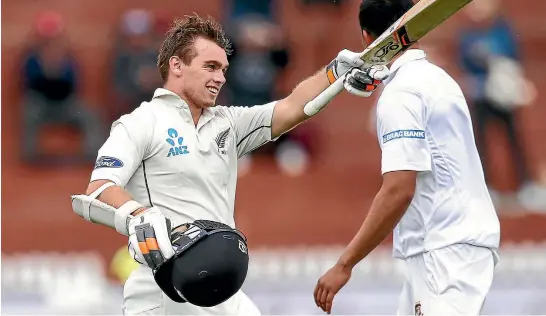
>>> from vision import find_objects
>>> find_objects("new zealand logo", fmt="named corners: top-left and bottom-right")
top-left (166, 128), bottom-right (189, 157)
top-left (214, 127), bottom-right (230, 155)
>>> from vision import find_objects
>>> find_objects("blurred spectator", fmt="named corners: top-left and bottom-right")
top-left (20, 11), bottom-right (104, 164)
top-left (300, 0), bottom-right (346, 5)
top-left (226, 0), bottom-right (274, 21)
top-left (293, 0), bottom-right (349, 75)
top-left (223, 15), bottom-right (288, 108)
top-left (458, 0), bottom-right (543, 210)
top-left (222, 7), bottom-right (311, 176)
top-left (152, 11), bottom-right (174, 47)
top-left (111, 9), bottom-right (162, 121)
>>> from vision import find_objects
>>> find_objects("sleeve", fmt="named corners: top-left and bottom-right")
top-left (225, 101), bottom-right (278, 158)
top-left (90, 109), bottom-right (153, 187)
top-left (498, 20), bottom-right (520, 61)
top-left (23, 54), bottom-right (40, 88)
top-left (377, 90), bottom-right (431, 175)
top-left (458, 34), bottom-right (485, 74)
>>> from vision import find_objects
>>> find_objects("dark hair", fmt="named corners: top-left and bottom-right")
top-left (358, 0), bottom-right (415, 37)
top-left (157, 14), bottom-right (233, 81)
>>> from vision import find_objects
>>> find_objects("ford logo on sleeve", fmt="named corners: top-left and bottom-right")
top-left (94, 156), bottom-right (124, 169)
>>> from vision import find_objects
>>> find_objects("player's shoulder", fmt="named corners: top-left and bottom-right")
top-left (209, 104), bottom-right (232, 117)
top-left (211, 101), bottom-right (275, 114)
top-left (210, 101), bottom-right (278, 121)
top-left (377, 86), bottom-right (423, 118)
top-left (208, 104), bottom-right (259, 133)
top-left (380, 69), bottom-right (424, 103)
top-left (208, 105), bottom-right (238, 127)
top-left (390, 59), bottom-right (462, 98)
top-left (112, 101), bottom-right (158, 132)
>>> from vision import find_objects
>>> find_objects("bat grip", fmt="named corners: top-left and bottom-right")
top-left (303, 74), bottom-right (345, 116)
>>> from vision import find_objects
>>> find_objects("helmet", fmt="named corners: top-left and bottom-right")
top-left (153, 220), bottom-right (249, 307)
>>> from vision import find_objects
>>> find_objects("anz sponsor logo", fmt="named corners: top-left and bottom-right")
top-left (382, 129), bottom-right (425, 144)
top-left (95, 156), bottom-right (124, 169)
top-left (166, 128), bottom-right (189, 157)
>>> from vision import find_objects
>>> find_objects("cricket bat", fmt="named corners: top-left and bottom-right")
top-left (303, 0), bottom-right (474, 116)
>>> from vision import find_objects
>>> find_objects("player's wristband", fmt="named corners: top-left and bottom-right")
top-left (116, 200), bottom-right (145, 234)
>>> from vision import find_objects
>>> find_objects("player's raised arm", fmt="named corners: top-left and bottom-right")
top-left (270, 50), bottom-right (390, 139)
top-left (222, 51), bottom-right (389, 158)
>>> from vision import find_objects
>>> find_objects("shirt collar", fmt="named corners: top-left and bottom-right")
top-left (152, 88), bottom-right (215, 124)
top-left (383, 49), bottom-right (427, 85)
top-left (152, 88), bottom-right (187, 107)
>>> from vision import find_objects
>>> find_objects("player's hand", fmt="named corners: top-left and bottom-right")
top-left (327, 49), bottom-right (366, 82)
top-left (313, 263), bottom-right (352, 314)
top-left (344, 65), bottom-right (390, 97)
top-left (327, 49), bottom-right (390, 97)
top-left (127, 206), bottom-right (175, 269)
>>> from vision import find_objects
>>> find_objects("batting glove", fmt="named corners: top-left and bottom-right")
top-left (344, 65), bottom-right (390, 97)
top-left (127, 206), bottom-right (175, 269)
top-left (326, 49), bottom-right (390, 97)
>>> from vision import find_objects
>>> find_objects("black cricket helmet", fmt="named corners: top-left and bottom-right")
top-left (152, 220), bottom-right (249, 307)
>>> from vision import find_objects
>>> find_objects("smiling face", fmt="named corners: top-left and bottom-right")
top-left (156, 14), bottom-right (233, 109)
top-left (176, 37), bottom-right (229, 108)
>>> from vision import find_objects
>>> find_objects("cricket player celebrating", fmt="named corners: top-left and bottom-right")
top-left (71, 14), bottom-right (388, 315)
top-left (314, 0), bottom-right (501, 315)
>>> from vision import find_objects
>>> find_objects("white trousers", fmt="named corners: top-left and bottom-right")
top-left (122, 265), bottom-right (261, 315)
top-left (397, 244), bottom-right (498, 316)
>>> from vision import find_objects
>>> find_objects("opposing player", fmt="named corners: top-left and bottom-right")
top-left (313, 0), bottom-right (501, 315)
top-left (73, 14), bottom-right (388, 315)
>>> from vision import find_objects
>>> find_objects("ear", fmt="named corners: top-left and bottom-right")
top-left (169, 56), bottom-right (183, 78)
top-left (361, 30), bottom-right (374, 47)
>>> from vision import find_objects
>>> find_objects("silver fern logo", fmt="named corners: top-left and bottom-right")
top-left (215, 127), bottom-right (230, 155)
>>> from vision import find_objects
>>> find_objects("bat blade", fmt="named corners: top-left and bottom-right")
top-left (360, 0), bottom-right (473, 67)
top-left (303, 0), bottom-right (474, 116)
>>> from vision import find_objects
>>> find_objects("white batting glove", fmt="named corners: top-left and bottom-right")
top-left (326, 49), bottom-right (390, 97)
top-left (127, 206), bottom-right (175, 269)
top-left (344, 65), bottom-right (390, 97)
top-left (326, 49), bottom-right (366, 82)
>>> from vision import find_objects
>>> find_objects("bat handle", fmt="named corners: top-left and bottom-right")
top-left (303, 74), bottom-right (345, 116)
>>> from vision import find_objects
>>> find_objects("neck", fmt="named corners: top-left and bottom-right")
top-left (188, 105), bottom-right (203, 126)
top-left (387, 42), bottom-right (420, 67)
top-left (162, 82), bottom-right (203, 126)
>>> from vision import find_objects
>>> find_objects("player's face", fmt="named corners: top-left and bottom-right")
top-left (180, 37), bottom-right (229, 108)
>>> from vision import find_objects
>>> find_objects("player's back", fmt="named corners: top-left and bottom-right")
top-left (381, 50), bottom-right (500, 259)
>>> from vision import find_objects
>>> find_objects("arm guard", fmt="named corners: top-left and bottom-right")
top-left (71, 182), bottom-right (144, 236)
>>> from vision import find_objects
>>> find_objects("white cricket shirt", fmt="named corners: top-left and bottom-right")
top-left (91, 88), bottom-right (277, 228)
top-left (376, 50), bottom-right (500, 259)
